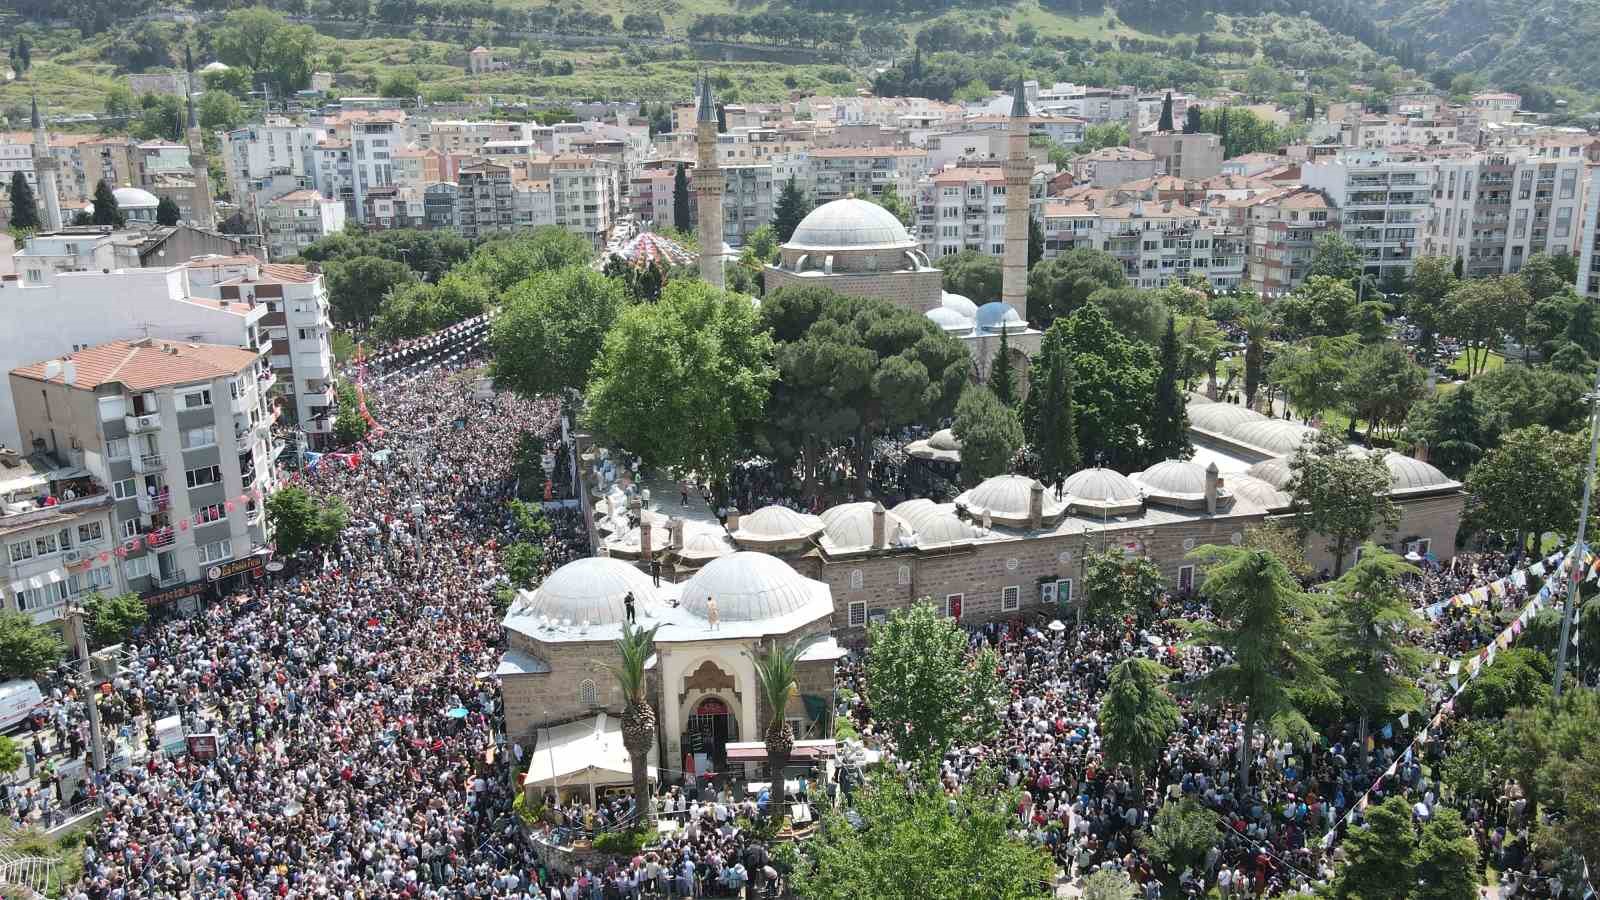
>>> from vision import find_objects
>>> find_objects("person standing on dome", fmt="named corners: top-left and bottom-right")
top-left (706, 596), bottom-right (720, 631)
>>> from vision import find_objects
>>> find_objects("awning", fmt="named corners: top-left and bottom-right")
top-left (523, 713), bottom-right (658, 788)
top-left (725, 739), bottom-right (838, 762)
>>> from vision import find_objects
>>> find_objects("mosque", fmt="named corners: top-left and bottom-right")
top-left (497, 79), bottom-right (1467, 801)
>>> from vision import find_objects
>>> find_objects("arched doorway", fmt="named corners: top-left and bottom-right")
top-left (685, 696), bottom-right (739, 776)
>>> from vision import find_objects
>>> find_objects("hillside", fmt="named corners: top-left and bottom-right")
top-left (1369, 0), bottom-right (1600, 97)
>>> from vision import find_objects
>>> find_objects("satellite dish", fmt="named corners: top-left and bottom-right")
top-left (42, 361), bottom-right (61, 380)
top-left (61, 363), bottom-right (76, 385)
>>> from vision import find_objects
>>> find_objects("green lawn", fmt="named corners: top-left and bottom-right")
top-left (1446, 349), bottom-right (1506, 378)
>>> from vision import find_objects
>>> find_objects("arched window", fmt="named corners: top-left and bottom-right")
top-left (897, 565), bottom-right (911, 586)
top-left (849, 569), bottom-right (864, 591)
top-left (579, 679), bottom-right (599, 707)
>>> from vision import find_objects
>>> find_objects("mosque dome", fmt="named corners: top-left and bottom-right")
top-left (1246, 457), bottom-right (1295, 490)
top-left (975, 301), bottom-right (1028, 334)
top-left (1229, 474), bottom-right (1293, 511)
top-left (925, 306), bottom-right (975, 333)
top-left (728, 504), bottom-right (825, 547)
top-left (941, 291), bottom-right (980, 319)
top-left (1228, 419), bottom-right (1318, 457)
top-left (906, 427), bottom-right (962, 462)
top-left (891, 498), bottom-right (939, 527)
top-left (1381, 452), bottom-right (1457, 494)
top-left (955, 474), bottom-right (1066, 526)
top-left (113, 187), bottom-right (160, 209)
top-left (819, 501), bottom-right (913, 552)
top-left (508, 557), bottom-right (659, 628)
top-left (785, 198), bottom-right (919, 251)
top-left (1187, 402), bottom-right (1268, 434)
top-left (914, 509), bottom-right (979, 548)
top-left (1061, 467), bottom-right (1144, 516)
top-left (680, 551), bottom-right (833, 624)
top-left (1132, 459), bottom-right (1226, 509)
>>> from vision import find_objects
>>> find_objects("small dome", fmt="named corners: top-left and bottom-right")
top-left (509, 557), bottom-right (660, 628)
top-left (819, 502), bottom-right (913, 552)
top-left (786, 198), bottom-right (918, 251)
top-left (201, 60), bottom-right (231, 71)
top-left (915, 509), bottom-right (978, 548)
top-left (675, 529), bottom-right (736, 562)
top-left (1230, 474), bottom-right (1293, 511)
top-left (730, 505), bottom-right (825, 544)
top-left (929, 428), bottom-right (961, 452)
top-left (1062, 467), bottom-right (1144, 516)
top-left (942, 291), bottom-right (979, 318)
top-left (1382, 452), bottom-right (1456, 493)
top-left (955, 474), bottom-right (1066, 527)
top-left (1247, 457), bottom-right (1294, 490)
top-left (905, 428), bottom-right (962, 463)
top-left (113, 187), bottom-right (160, 209)
top-left (1132, 459), bottom-right (1227, 509)
top-left (925, 306), bottom-right (975, 333)
top-left (975, 301), bottom-right (1027, 334)
top-left (892, 498), bottom-right (939, 527)
top-left (680, 552), bottom-right (833, 624)
top-left (1187, 402), bottom-right (1267, 434)
top-left (1229, 419), bottom-right (1318, 456)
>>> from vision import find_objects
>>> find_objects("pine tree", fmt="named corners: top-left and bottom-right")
top-left (92, 180), bottom-right (124, 227)
top-left (1149, 316), bottom-right (1191, 462)
top-left (1218, 108), bottom-right (1230, 156)
top-left (773, 174), bottom-right (811, 243)
top-left (155, 196), bottom-right (180, 226)
top-left (8, 171), bottom-right (38, 230)
top-left (989, 326), bottom-right (1017, 406)
top-left (672, 163), bottom-right (690, 234)
top-left (1304, 94), bottom-right (1316, 121)
top-left (1183, 106), bottom-right (1202, 134)
top-left (1027, 216), bottom-right (1043, 270)
top-left (1158, 91), bottom-right (1174, 132)
top-left (716, 104), bottom-right (727, 134)
top-left (1021, 322), bottom-right (1079, 493)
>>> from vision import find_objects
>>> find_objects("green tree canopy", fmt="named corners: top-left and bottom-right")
top-left (1345, 340), bottom-right (1428, 438)
top-left (454, 226), bottom-right (593, 292)
top-left (1025, 248), bottom-right (1126, 329)
top-left (1287, 430), bottom-right (1399, 576)
top-left (265, 484), bottom-right (349, 557)
top-left (935, 249), bottom-right (1001, 303)
top-left (863, 602), bottom-right (1003, 777)
top-left (1465, 424), bottom-right (1592, 552)
top-left (1443, 276), bottom-right (1527, 377)
top-left (491, 266), bottom-right (628, 398)
top-left (1305, 232), bottom-right (1364, 286)
top-left (1149, 315), bottom-right (1191, 461)
top-left (0, 610), bottom-right (63, 680)
top-left (82, 591), bottom-right (149, 649)
top-left (8, 171), bottom-right (38, 231)
top-left (951, 384), bottom-right (1021, 485)
top-left (155, 196), bottom-right (180, 226)
top-left (1138, 798), bottom-right (1220, 886)
top-left (1020, 320), bottom-right (1080, 491)
top-left (92, 180), bottom-right (125, 228)
top-left (1098, 658), bottom-right (1180, 780)
top-left (773, 174), bottom-right (812, 243)
top-left (1275, 275), bottom-right (1360, 338)
top-left (1082, 548), bottom-right (1165, 626)
top-left (1405, 255), bottom-right (1456, 353)
top-left (1088, 285), bottom-right (1169, 346)
top-left (324, 255), bottom-right (415, 327)
top-left (1330, 795), bottom-right (1415, 900)
top-left (585, 281), bottom-right (775, 504)
top-left (1059, 304), bottom-right (1158, 470)
top-left (198, 90), bottom-right (244, 130)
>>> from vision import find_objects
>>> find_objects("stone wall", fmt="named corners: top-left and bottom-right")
top-left (502, 634), bottom-right (625, 746)
top-left (762, 267), bottom-right (943, 314)
top-left (1296, 491), bottom-right (1465, 576)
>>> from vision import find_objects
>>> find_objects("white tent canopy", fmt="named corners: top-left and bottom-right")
top-left (523, 713), bottom-right (658, 806)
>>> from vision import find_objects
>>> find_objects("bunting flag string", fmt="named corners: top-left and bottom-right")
top-left (1419, 549), bottom-right (1568, 619)
top-left (1321, 546), bottom-right (1582, 855)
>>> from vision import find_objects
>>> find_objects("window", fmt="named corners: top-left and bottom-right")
top-left (198, 539), bottom-right (232, 565)
top-left (1178, 565), bottom-right (1195, 592)
top-left (121, 518), bottom-right (140, 540)
top-left (945, 593), bottom-right (963, 620)
top-left (186, 465), bottom-right (223, 489)
top-left (33, 533), bottom-right (58, 556)
top-left (182, 389), bottom-right (213, 410)
top-left (106, 437), bottom-right (129, 460)
top-left (849, 569), bottom-right (863, 591)
top-left (123, 555), bottom-right (150, 580)
top-left (1056, 579), bottom-right (1072, 606)
top-left (194, 503), bottom-right (225, 525)
top-left (1001, 585), bottom-right (1020, 612)
top-left (7, 540), bottom-right (32, 564)
top-left (77, 522), bottom-right (104, 543)
top-left (1556, 207), bottom-right (1573, 240)
top-left (897, 565), bottom-right (911, 586)
top-left (848, 601), bottom-right (866, 628)
top-left (69, 566), bottom-right (112, 596)
top-left (1405, 538), bottom-right (1432, 557)
top-left (579, 679), bottom-right (599, 707)
top-left (1560, 169), bottom-right (1579, 200)
top-left (182, 426), bottom-right (217, 450)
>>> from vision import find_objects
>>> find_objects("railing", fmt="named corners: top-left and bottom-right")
top-left (124, 412), bottom-right (160, 433)
top-left (145, 527), bottom-right (176, 549)
top-left (135, 490), bottom-right (170, 515)
top-left (157, 568), bottom-right (187, 588)
top-left (0, 852), bottom-right (57, 900)
top-left (131, 452), bottom-right (162, 474)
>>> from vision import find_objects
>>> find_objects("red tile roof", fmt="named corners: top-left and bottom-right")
top-left (12, 339), bottom-right (259, 391)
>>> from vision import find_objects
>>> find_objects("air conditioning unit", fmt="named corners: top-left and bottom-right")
top-left (64, 550), bottom-right (82, 563)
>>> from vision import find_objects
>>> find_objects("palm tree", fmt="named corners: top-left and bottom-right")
top-left (749, 634), bottom-right (822, 824)
top-left (1242, 304), bottom-right (1273, 412)
top-left (604, 621), bottom-right (661, 825)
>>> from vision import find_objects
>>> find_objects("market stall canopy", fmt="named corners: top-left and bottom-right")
top-left (522, 713), bottom-right (658, 788)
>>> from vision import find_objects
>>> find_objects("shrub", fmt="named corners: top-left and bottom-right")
top-left (593, 827), bottom-right (649, 856)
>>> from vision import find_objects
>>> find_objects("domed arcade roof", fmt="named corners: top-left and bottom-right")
top-left (975, 302), bottom-right (1028, 334)
top-left (679, 551), bottom-right (833, 625)
top-left (1187, 402), bottom-right (1268, 434)
top-left (1132, 459), bottom-right (1229, 509)
top-left (113, 186), bottom-right (160, 209)
top-left (906, 427), bottom-right (962, 462)
top-left (819, 501), bottom-right (913, 553)
top-left (1229, 474), bottom-right (1293, 511)
top-left (727, 504), bottom-right (825, 549)
top-left (925, 306), bottom-right (975, 334)
top-left (955, 474), bottom-right (1066, 527)
top-left (1062, 467), bottom-right (1144, 516)
top-left (1246, 457), bottom-right (1295, 490)
top-left (1381, 452), bottom-right (1459, 495)
top-left (785, 198), bottom-right (920, 252)
top-left (941, 291), bottom-right (979, 318)
top-left (506, 557), bottom-right (660, 628)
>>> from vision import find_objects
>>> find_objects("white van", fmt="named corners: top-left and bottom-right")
top-left (0, 679), bottom-right (44, 732)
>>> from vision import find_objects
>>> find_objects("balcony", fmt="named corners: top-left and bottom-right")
top-left (131, 452), bottom-right (163, 475)
top-left (230, 390), bottom-right (253, 414)
top-left (257, 371), bottom-right (278, 393)
top-left (241, 466), bottom-right (257, 488)
top-left (135, 489), bottom-right (171, 516)
top-left (157, 568), bottom-right (187, 588)
top-left (125, 413), bottom-right (160, 433)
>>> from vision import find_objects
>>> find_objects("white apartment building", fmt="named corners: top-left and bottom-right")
top-left (1574, 170), bottom-right (1600, 299)
top-left (351, 118), bottom-right (404, 223)
top-left (1300, 152), bottom-right (1436, 282)
top-left (185, 259), bottom-right (336, 448)
top-left (1069, 147), bottom-right (1161, 189)
top-left (224, 120), bottom-right (327, 217)
top-left (1427, 153), bottom-right (1583, 277)
top-left (549, 155), bottom-right (621, 248)
top-left (314, 140), bottom-right (356, 220)
top-left (456, 161), bottom-right (515, 240)
top-left (913, 165), bottom-right (1047, 262)
top-left (1, 450), bottom-right (123, 626)
top-left (9, 338), bottom-right (276, 601)
top-left (260, 189), bottom-right (346, 261)
top-left (1041, 197), bottom-right (1247, 291)
top-left (807, 147), bottom-right (927, 205)
top-left (722, 163), bottom-right (773, 248)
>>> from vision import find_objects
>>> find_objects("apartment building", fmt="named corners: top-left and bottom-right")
top-left (361, 186), bottom-right (426, 231)
top-left (1300, 152), bottom-right (1435, 282)
top-left (185, 259), bottom-right (336, 448)
top-left (260, 189), bottom-right (347, 261)
top-left (423, 119), bottom-right (527, 154)
top-left (313, 139), bottom-right (356, 219)
top-left (1069, 147), bottom-right (1161, 188)
top-left (1234, 187), bottom-right (1339, 294)
top-left (629, 164), bottom-right (683, 230)
top-left (721, 163), bottom-right (773, 248)
top-left (456, 161), bottom-right (515, 240)
top-left (807, 147), bottom-right (927, 205)
top-left (8, 338), bottom-right (277, 601)
top-left (549, 155), bottom-right (621, 248)
top-left (424, 182), bottom-right (459, 231)
top-left (1573, 170), bottom-right (1600, 299)
top-left (1041, 197), bottom-right (1247, 291)
top-left (1427, 153), bottom-right (1584, 276)
top-left (1, 449), bottom-right (123, 626)
top-left (1144, 133), bottom-right (1224, 180)
top-left (348, 117), bottom-right (405, 224)
top-left (915, 166), bottom-right (1012, 260)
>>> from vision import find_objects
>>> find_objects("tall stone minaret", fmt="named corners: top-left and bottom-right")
top-left (694, 76), bottom-right (724, 290)
top-left (185, 46), bottom-right (216, 229)
top-left (30, 94), bottom-right (62, 231)
top-left (1001, 75), bottom-right (1031, 311)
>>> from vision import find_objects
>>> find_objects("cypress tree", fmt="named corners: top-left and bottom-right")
top-left (8, 171), bottom-right (38, 230)
top-left (155, 196), bottom-right (181, 226)
top-left (92, 180), bottom-right (125, 227)
top-left (1150, 315), bottom-right (1192, 462)
top-left (773, 174), bottom-right (811, 243)
top-left (672, 163), bottom-right (690, 234)
top-left (1022, 323), bottom-right (1079, 494)
top-left (989, 326), bottom-right (1017, 407)
top-left (1304, 95), bottom-right (1315, 121)
top-left (1158, 91), bottom-right (1174, 132)
top-left (1183, 106), bottom-right (1202, 134)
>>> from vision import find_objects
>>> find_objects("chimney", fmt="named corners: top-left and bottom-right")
top-left (1412, 439), bottom-right (1430, 463)
top-left (1204, 461), bottom-right (1220, 515)
top-left (640, 519), bottom-right (653, 560)
top-left (871, 501), bottom-right (887, 549)
top-left (1029, 479), bottom-right (1045, 530)
top-left (724, 508), bottom-right (740, 533)
top-left (669, 516), bottom-right (685, 550)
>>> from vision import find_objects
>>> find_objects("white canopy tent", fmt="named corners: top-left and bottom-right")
top-left (523, 713), bottom-right (658, 808)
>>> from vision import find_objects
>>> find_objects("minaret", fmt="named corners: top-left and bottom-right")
top-left (30, 94), bottom-right (62, 231)
top-left (1001, 76), bottom-right (1031, 311)
top-left (185, 46), bottom-right (215, 229)
top-left (694, 76), bottom-right (724, 290)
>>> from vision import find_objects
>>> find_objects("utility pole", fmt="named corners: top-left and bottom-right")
top-left (1555, 359), bottom-right (1600, 697)
top-left (64, 604), bottom-right (107, 772)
